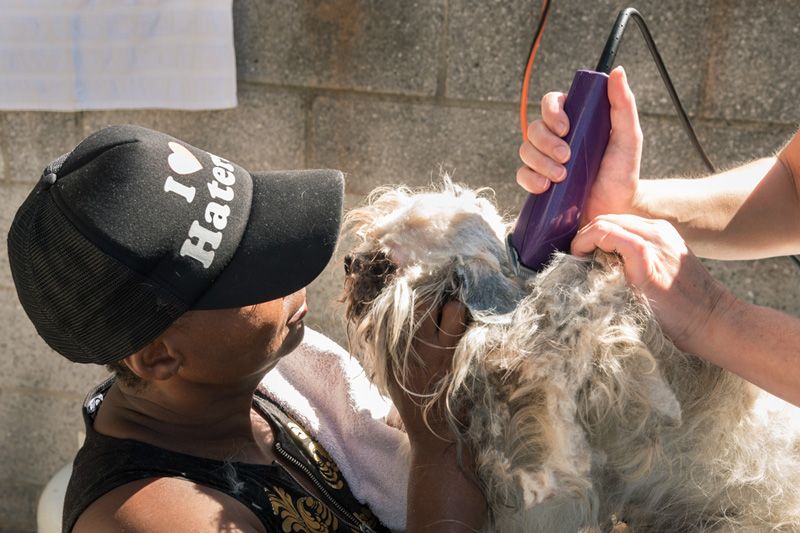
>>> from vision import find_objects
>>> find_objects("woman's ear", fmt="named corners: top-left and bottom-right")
top-left (124, 339), bottom-right (182, 381)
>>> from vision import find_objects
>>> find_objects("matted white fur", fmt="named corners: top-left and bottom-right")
top-left (342, 178), bottom-right (800, 532)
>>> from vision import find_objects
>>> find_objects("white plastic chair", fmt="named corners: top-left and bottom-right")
top-left (36, 462), bottom-right (72, 533)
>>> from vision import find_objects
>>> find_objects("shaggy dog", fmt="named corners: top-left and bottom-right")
top-left (341, 179), bottom-right (800, 532)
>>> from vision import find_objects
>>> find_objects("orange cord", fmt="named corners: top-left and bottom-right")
top-left (520, 0), bottom-right (552, 141)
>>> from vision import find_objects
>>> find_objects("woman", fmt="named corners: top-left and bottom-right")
top-left (7, 125), bottom-right (485, 532)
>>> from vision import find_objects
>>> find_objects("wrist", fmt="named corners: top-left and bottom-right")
top-left (408, 437), bottom-right (483, 501)
top-left (686, 285), bottom-right (742, 365)
top-left (406, 439), bottom-right (487, 533)
top-left (408, 429), bottom-right (475, 471)
top-left (407, 428), bottom-right (457, 456)
top-left (629, 180), bottom-right (652, 218)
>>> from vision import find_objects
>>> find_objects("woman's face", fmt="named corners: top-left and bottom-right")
top-left (167, 288), bottom-right (308, 386)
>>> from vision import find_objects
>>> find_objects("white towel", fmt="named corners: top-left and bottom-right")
top-left (262, 327), bottom-right (410, 531)
top-left (0, 0), bottom-right (236, 110)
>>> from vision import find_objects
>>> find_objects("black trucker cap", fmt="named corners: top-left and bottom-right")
top-left (7, 125), bottom-right (344, 364)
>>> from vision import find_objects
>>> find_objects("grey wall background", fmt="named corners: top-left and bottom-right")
top-left (1, 1), bottom-right (799, 530)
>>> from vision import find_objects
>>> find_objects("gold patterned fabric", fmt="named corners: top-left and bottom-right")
top-left (267, 486), bottom-right (340, 533)
top-left (287, 421), bottom-right (345, 490)
top-left (254, 390), bottom-right (388, 533)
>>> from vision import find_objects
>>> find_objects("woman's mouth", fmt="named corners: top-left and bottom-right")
top-left (288, 300), bottom-right (308, 325)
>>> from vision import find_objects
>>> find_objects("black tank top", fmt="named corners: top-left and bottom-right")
top-left (63, 378), bottom-right (388, 532)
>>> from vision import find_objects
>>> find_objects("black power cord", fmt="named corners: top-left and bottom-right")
top-left (596, 8), bottom-right (715, 173)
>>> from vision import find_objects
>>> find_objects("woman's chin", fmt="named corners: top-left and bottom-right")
top-left (282, 320), bottom-right (305, 355)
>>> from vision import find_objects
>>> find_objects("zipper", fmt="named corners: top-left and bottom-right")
top-left (274, 440), bottom-right (377, 533)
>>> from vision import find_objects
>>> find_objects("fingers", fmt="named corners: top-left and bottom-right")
top-left (527, 119), bottom-right (571, 164)
top-left (516, 165), bottom-right (552, 194)
top-left (571, 217), bottom-right (654, 286)
top-left (519, 139), bottom-right (567, 183)
top-left (437, 300), bottom-right (468, 349)
top-left (572, 214), bottom-right (687, 289)
top-left (586, 214), bottom-right (679, 245)
top-left (393, 300), bottom-right (467, 442)
top-left (415, 301), bottom-right (440, 347)
top-left (571, 213), bottom-right (661, 257)
top-left (518, 92), bottom-right (570, 195)
top-left (415, 300), bottom-right (467, 347)
top-left (607, 66), bottom-right (643, 156)
top-left (540, 92), bottom-right (569, 137)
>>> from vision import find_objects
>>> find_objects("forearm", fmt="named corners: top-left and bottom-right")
top-left (406, 441), bottom-right (487, 532)
top-left (695, 295), bottom-right (800, 406)
top-left (634, 156), bottom-right (800, 259)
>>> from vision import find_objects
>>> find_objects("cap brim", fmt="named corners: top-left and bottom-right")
top-left (193, 169), bottom-right (344, 309)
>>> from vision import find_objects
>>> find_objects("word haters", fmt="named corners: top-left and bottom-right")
top-left (163, 150), bottom-right (236, 269)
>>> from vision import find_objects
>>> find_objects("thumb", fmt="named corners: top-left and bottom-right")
top-left (607, 66), bottom-right (642, 156)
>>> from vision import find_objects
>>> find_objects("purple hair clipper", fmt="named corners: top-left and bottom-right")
top-left (510, 7), bottom-right (663, 272)
top-left (510, 70), bottom-right (611, 271)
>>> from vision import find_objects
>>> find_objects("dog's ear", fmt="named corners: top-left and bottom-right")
top-left (455, 259), bottom-right (522, 316)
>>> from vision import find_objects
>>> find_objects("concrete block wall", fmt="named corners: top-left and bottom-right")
top-left (1, 1), bottom-right (798, 530)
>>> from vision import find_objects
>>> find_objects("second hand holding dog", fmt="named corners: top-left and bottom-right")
top-left (388, 300), bottom-right (467, 446)
top-left (388, 300), bottom-right (488, 532)
top-left (571, 214), bottom-right (734, 358)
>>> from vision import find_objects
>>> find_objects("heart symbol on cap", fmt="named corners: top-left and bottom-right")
top-left (167, 141), bottom-right (203, 175)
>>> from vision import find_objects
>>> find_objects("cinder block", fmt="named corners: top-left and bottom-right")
top-left (0, 292), bottom-right (109, 396)
top-left (310, 98), bottom-right (722, 217)
top-left (640, 116), bottom-right (713, 180)
top-left (704, 1), bottom-right (800, 123)
top-left (82, 85), bottom-right (306, 171)
top-left (0, 184), bottom-right (34, 290)
top-left (607, 115), bottom-right (793, 183)
top-left (704, 257), bottom-right (800, 317)
top-left (446, 0), bottom-right (710, 116)
top-left (0, 478), bottom-right (40, 532)
top-left (699, 120), bottom-right (796, 171)
top-left (311, 96), bottom-right (527, 215)
top-left (0, 389), bottom-right (85, 487)
top-left (234, 0), bottom-right (444, 96)
top-left (0, 112), bottom-right (82, 183)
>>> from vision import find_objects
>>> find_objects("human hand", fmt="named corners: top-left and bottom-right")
top-left (386, 300), bottom-right (467, 450)
top-left (388, 301), bottom-right (487, 531)
top-left (517, 66), bottom-right (643, 225)
top-left (571, 214), bottom-right (736, 355)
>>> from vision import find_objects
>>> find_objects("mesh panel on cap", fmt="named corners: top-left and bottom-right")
top-left (8, 190), bottom-right (187, 364)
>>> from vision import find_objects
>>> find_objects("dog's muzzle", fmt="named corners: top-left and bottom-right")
top-left (343, 251), bottom-right (397, 320)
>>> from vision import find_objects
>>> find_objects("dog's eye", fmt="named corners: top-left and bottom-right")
top-left (344, 254), bottom-right (353, 275)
